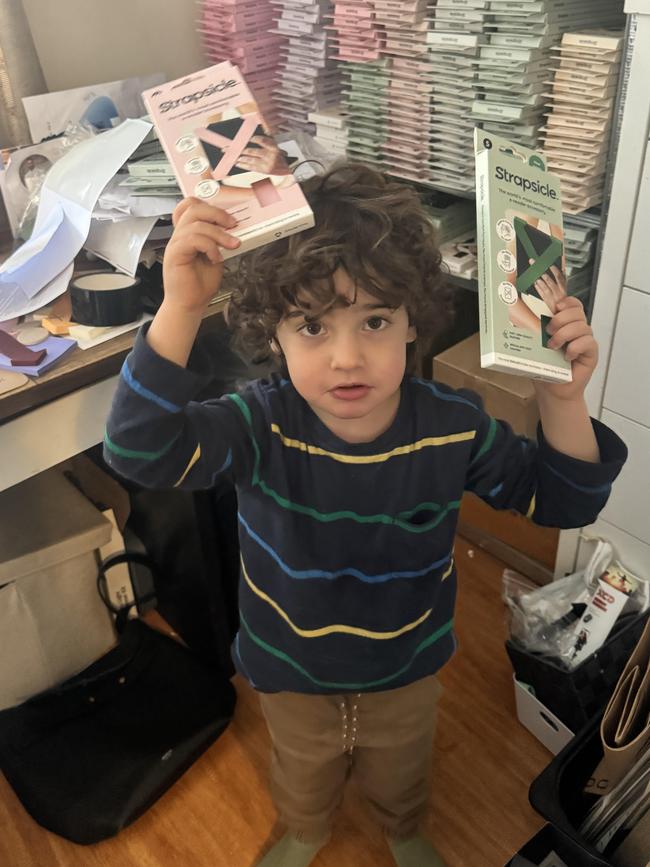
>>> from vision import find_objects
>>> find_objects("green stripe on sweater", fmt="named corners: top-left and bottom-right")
top-left (103, 430), bottom-right (179, 461)
top-left (228, 393), bottom-right (461, 532)
top-left (473, 416), bottom-right (497, 464)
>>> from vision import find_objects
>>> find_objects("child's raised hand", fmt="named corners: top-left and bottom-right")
top-left (162, 198), bottom-right (241, 313)
top-left (537, 296), bottom-right (599, 401)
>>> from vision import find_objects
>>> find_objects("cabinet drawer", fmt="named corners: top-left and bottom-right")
top-left (603, 287), bottom-right (650, 427)
top-left (600, 410), bottom-right (650, 544)
top-left (626, 142), bottom-right (650, 295)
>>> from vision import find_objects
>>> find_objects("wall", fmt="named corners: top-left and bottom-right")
top-left (21, 0), bottom-right (204, 92)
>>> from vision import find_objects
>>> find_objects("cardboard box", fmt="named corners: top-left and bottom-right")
top-left (433, 333), bottom-right (540, 438)
top-left (0, 469), bottom-right (116, 710)
top-left (142, 61), bottom-right (314, 259)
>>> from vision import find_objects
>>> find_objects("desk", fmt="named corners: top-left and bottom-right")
top-left (0, 301), bottom-right (228, 493)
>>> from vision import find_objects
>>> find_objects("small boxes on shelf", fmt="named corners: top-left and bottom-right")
top-left (199, 0), bottom-right (282, 129)
top-left (272, 0), bottom-right (340, 130)
top-left (541, 30), bottom-right (624, 214)
top-left (308, 107), bottom-right (349, 157)
top-left (474, 2), bottom-right (624, 151)
top-left (341, 59), bottom-right (390, 168)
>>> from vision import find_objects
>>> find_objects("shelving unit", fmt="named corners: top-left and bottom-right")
top-left (559, 3), bottom-right (650, 582)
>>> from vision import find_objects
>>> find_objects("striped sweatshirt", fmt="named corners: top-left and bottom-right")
top-left (104, 328), bottom-right (627, 695)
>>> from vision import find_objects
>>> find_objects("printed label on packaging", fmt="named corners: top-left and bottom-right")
top-left (142, 62), bottom-right (314, 259)
top-left (474, 129), bottom-right (571, 382)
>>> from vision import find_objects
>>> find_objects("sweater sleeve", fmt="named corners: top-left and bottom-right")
top-left (464, 397), bottom-right (628, 528)
top-left (103, 326), bottom-right (256, 490)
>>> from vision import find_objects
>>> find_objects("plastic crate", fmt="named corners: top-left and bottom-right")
top-left (527, 716), bottom-right (612, 867)
top-left (514, 677), bottom-right (574, 755)
top-left (505, 823), bottom-right (603, 866)
top-left (506, 610), bottom-right (649, 733)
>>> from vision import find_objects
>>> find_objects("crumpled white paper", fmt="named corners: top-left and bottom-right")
top-left (0, 118), bottom-right (152, 320)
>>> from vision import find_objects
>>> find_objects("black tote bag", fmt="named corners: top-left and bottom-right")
top-left (0, 554), bottom-right (236, 845)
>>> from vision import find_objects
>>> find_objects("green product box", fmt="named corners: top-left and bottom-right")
top-left (474, 129), bottom-right (572, 383)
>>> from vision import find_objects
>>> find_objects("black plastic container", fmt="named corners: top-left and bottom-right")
top-left (523, 716), bottom-right (612, 867)
top-left (505, 822), bottom-right (607, 867)
top-left (507, 611), bottom-right (649, 733)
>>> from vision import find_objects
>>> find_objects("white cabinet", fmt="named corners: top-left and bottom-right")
top-left (600, 410), bottom-right (650, 544)
top-left (603, 287), bottom-right (650, 427)
top-left (625, 143), bottom-right (650, 295)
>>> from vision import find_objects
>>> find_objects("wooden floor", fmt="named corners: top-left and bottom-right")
top-left (0, 538), bottom-right (550, 867)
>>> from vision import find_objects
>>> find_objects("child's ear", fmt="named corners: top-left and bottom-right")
top-left (406, 325), bottom-right (417, 344)
top-left (269, 338), bottom-right (281, 354)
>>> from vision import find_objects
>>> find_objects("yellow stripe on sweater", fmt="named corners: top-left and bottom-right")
top-left (241, 559), bottom-right (433, 640)
top-left (271, 424), bottom-right (476, 464)
top-left (526, 493), bottom-right (536, 519)
top-left (174, 444), bottom-right (201, 487)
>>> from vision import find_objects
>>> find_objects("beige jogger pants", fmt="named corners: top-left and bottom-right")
top-left (258, 675), bottom-right (441, 844)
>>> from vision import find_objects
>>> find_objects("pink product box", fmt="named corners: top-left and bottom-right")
top-left (211, 45), bottom-right (282, 72)
top-left (208, 54), bottom-right (279, 76)
top-left (334, 2), bottom-right (374, 18)
top-left (201, 7), bottom-right (275, 28)
top-left (142, 62), bottom-right (314, 258)
top-left (201, 34), bottom-right (283, 55)
top-left (333, 48), bottom-right (383, 62)
top-left (333, 31), bottom-right (383, 47)
top-left (384, 143), bottom-right (428, 159)
top-left (393, 57), bottom-right (433, 74)
top-left (332, 16), bottom-right (376, 31)
top-left (334, 26), bottom-right (383, 42)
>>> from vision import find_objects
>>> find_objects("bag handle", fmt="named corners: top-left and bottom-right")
top-left (97, 552), bottom-right (159, 633)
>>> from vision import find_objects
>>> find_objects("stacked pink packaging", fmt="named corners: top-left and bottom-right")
top-left (328, 1), bottom-right (384, 62)
top-left (272, 0), bottom-right (340, 130)
top-left (375, 0), bottom-right (430, 58)
top-left (198, 0), bottom-right (282, 130)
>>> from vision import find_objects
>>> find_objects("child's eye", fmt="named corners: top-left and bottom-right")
top-left (365, 316), bottom-right (389, 331)
top-left (299, 321), bottom-right (324, 337)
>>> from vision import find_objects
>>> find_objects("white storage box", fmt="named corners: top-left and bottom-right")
top-left (514, 676), bottom-right (575, 755)
top-left (0, 469), bottom-right (117, 710)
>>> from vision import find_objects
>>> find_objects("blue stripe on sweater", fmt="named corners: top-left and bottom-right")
top-left (121, 360), bottom-right (182, 413)
top-left (238, 513), bottom-right (452, 583)
top-left (414, 378), bottom-right (479, 410)
top-left (543, 461), bottom-right (612, 495)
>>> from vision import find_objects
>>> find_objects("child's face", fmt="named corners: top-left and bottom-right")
top-left (275, 269), bottom-right (416, 443)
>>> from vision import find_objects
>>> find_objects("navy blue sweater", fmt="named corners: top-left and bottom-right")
top-left (104, 329), bottom-right (627, 694)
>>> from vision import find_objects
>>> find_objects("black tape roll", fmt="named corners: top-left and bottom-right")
top-left (70, 272), bottom-right (142, 327)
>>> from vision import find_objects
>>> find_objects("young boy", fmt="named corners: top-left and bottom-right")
top-left (104, 164), bottom-right (627, 867)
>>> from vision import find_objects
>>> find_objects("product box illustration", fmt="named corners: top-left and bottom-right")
top-left (474, 129), bottom-right (571, 383)
top-left (142, 62), bottom-right (314, 258)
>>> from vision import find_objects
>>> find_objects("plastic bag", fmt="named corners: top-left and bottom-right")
top-left (503, 568), bottom-right (590, 657)
top-left (15, 122), bottom-right (96, 242)
top-left (504, 539), bottom-right (649, 664)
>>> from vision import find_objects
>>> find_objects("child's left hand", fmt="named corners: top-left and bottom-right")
top-left (537, 296), bottom-right (599, 402)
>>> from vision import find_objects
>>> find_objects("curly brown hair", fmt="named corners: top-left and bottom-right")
top-left (227, 162), bottom-right (452, 371)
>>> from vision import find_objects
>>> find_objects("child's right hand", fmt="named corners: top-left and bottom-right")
top-left (162, 198), bottom-right (241, 313)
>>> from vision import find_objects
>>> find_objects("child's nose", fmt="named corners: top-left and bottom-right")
top-left (330, 334), bottom-right (363, 370)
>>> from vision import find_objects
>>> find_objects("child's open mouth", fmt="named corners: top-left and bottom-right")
top-left (330, 384), bottom-right (371, 401)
